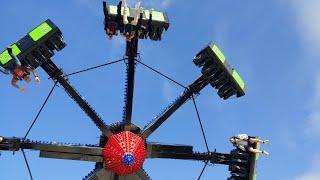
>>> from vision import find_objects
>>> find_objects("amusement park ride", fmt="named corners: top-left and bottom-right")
top-left (0, 1), bottom-right (265, 180)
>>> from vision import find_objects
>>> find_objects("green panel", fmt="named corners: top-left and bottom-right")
top-left (255, 143), bottom-right (260, 161)
top-left (107, 5), bottom-right (129, 16)
top-left (152, 11), bottom-right (165, 22)
top-left (29, 22), bottom-right (53, 41)
top-left (107, 5), bottom-right (166, 22)
top-left (143, 10), bottom-right (150, 19)
top-left (121, 7), bottom-right (131, 16)
top-left (0, 51), bottom-right (12, 65)
top-left (232, 70), bottom-right (245, 90)
top-left (108, 5), bottom-right (118, 15)
top-left (210, 44), bottom-right (226, 64)
top-left (143, 10), bottom-right (165, 22)
top-left (0, 44), bottom-right (21, 65)
top-left (250, 142), bottom-right (259, 180)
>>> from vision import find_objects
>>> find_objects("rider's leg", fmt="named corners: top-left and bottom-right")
top-left (122, 0), bottom-right (129, 25)
top-left (248, 147), bottom-right (269, 155)
top-left (249, 138), bottom-right (269, 144)
top-left (131, 1), bottom-right (141, 26)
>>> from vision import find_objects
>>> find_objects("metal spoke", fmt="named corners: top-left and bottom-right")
top-left (141, 75), bottom-right (209, 138)
top-left (23, 81), bottom-right (57, 142)
top-left (147, 143), bottom-right (193, 159)
top-left (146, 142), bottom-right (230, 165)
top-left (63, 58), bottom-right (126, 77)
top-left (191, 95), bottom-right (210, 153)
top-left (21, 141), bottom-right (103, 156)
top-left (84, 167), bottom-right (116, 180)
top-left (135, 58), bottom-right (187, 89)
top-left (136, 168), bottom-right (151, 180)
top-left (21, 148), bottom-right (34, 180)
top-left (197, 160), bottom-right (209, 180)
top-left (39, 151), bottom-right (103, 162)
top-left (123, 39), bottom-right (138, 127)
top-left (41, 58), bottom-right (113, 137)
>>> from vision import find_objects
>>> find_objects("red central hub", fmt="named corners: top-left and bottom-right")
top-left (103, 131), bottom-right (147, 176)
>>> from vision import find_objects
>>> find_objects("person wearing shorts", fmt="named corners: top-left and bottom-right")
top-left (229, 134), bottom-right (269, 155)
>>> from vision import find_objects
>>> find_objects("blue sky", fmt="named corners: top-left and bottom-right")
top-left (1, 0), bottom-right (320, 179)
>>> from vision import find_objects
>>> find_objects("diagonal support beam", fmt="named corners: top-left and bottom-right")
top-left (146, 143), bottom-right (230, 166)
top-left (123, 39), bottom-right (138, 128)
top-left (141, 75), bottom-right (209, 138)
top-left (84, 167), bottom-right (141, 180)
top-left (40, 58), bottom-right (113, 137)
top-left (147, 142), bottom-right (194, 158)
top-left (23, 81), bottom-right (57, 141)
top-left (40, 151), bottom-right (103, 162)
top-left (136, 168), bottom-right (151, 180)
top-left (0, 137), bottom-right (103, 162)
top-left (84, 167), bottom-right (116, 180)
top-left (22, 149), bottom-right (34, 180)
top-left (22, 141), bottom-right (103, 156)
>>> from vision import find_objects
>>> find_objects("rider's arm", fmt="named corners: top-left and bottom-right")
top-left (11, 76), bottom-right (21, 89)
top-left (7, 46), bottom-right (21, 67)
top-left (122, 0), bottom-right (129, 24)
top-left (11, 76), bottom-right (25, 92)
top-left (29, 68), bottom-right (40, 83)
top-left (131, 1), bottom-right (141, 25)
top-left (29, 68), bottom-right (38, 77)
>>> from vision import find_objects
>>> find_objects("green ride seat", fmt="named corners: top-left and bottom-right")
top-left (194, 42), bottom-right (246, 99)
top-left (0, 44), bottom-right (22, 70)
top-left (104, 4), bottom-right (169, 41)
top-left (0, 19), bottom-right (66, 70)
top-left (248, 139), bottom-right (260, 180)
top-left (229, 136), bottom-right (260, 180)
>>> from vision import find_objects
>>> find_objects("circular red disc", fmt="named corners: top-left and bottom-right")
top-left (103, 131), bottom-right (147, 176)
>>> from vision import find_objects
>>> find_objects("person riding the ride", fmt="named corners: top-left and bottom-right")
top-left (11, 65), bottom-right (40, 92)
top-left (121, 0), bottom-right (142, 42)
top-left (229, 134), bottom-right (269, 155)
top-left (106, 21), bottom-right (118, 39)
top-left (2, 46), bottom-right (41, 92)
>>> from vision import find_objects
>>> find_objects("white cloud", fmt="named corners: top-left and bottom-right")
top-left (141, 0), bottom-right (173, 9)
top-left (99, 0), bottom-right (174, 9)
top-left (296, 155), bottom-right (320, 180)
top-left (291, 1), bottom-right (320, 178)
top-left (289, 2), bottom-right (320, 179)
top-left (162, 81), bottom-right (176, 102)
top-left (304, 75), bottom-right (320, 137)
top-left (290, 0), bottom-right (320, 137)
top-left (291, 0), bottom-right (320, 53)
top-left (73, 0), bottom-right (103, 17)
top-left (108, 35), bottom-right (126, 57)
top-left (73, 0), bottom-right (174, 17)
top-left (297, 174), bottom-right (320, 180)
